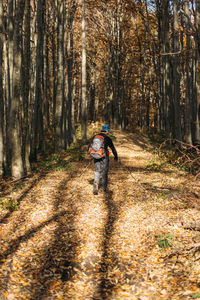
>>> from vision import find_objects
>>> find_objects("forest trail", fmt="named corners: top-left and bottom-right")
top-left (0, 130), bottom-right (200, 300)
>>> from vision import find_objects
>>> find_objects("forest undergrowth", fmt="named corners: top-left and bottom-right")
top-left (0, 129), bottom-right (200, 300)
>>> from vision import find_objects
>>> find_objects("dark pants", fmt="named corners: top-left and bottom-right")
top-left (94, 157), bottom-right (109, 191)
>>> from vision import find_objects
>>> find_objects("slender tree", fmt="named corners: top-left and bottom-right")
top-left (6, 0), bottom-right (14, 169)
top-left (194, 0), bottom-right (200, 144)
top-left (184, 0), bottom-right (192, 144)
top-left (55, 0), bottom-right (65, 150)
top-left (172, 0), bottom-right (182, 147)
top-left (32, 0), bottom-right (45, 159)
top-left (0, 1), bottom-right (4, 175)
top-left (161, 0), bottom-right (171, 136)
top-left (66, 1), bottom-right (77, 143)
top-left (22, 0), bottom-right (31, 173)
top-left (10, 0), bottom-right (25, 179)
top-left (81, 0), bottom-right (87, 141)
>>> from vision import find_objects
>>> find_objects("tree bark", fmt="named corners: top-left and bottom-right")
top-left (55, 0), bottom-right (65, 150)
top-left (193, 0), bottom-right (200, 144)
top-left (32, 0), bottom-right (45, 159)
top-left (67, 2), bottom-right (76, 144)
top-left (161, 0), bottom-right (171, 136)
top-left (184, 0), bottom-right (192, 144)
top-left (0, 1), bottom-right (4, 175)
top-left (10, 0), bottom-right (25, 179)
top-left (22, 0), bottom-right (31, 173)
top-left (6, 0), bottom-right (14, 170)
top-left (81, 0), bottom-right (87, 142)
top-left (172, 0), bottom-right (182, 147)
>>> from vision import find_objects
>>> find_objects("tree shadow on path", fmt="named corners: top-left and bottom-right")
top-left (0, 210), bottom-right (67, 263)
top-left (95, 189), bottom-right (123, 300)
top-left (0, 174), bottom-right (47, 225)
top-left (29, 177), bottom-right (80, 300)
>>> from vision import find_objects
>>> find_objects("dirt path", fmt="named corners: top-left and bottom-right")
top-left (0, 130), bottom-right (200, 300)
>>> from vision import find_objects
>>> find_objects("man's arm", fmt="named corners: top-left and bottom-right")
top-left (107, 137), bottom-right (118, 160)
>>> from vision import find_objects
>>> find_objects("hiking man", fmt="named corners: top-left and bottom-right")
top-left (89, 125), bottom-right (118, 195)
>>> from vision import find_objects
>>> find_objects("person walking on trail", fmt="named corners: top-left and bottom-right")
top-left (89, 125), bottom-right (118, 195)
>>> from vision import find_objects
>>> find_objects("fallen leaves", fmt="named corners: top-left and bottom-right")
top-left (0, 131), bottom-right (200, 299)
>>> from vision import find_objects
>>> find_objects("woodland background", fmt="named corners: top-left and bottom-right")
top-left (0, 0), bottom-right (200, 179)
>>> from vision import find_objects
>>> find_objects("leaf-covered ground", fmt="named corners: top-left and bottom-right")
top-left (0, 130), bottom-right (200, 300)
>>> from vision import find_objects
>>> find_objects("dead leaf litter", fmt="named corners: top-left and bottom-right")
top-left (0, 130), bottom-right (200, 300)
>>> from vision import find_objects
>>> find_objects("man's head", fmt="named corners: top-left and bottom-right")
top-left (101, 125), bottom-right (110, 133)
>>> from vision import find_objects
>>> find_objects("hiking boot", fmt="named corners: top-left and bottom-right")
top-left (93, 182), bottom-right (98, 195)
top-left (100, 186), bottom-right (107, 194)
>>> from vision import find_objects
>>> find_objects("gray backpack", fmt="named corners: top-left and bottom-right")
top-left (89, 135), bottom-right (105, 159)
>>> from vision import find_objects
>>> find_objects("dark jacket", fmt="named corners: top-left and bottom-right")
top-left (90, 132), bottom-right (118, 159)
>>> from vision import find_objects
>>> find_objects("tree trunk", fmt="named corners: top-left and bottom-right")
top-left (81, 0), bottom-right (87, 142)
top-left (22, 0), bottom-right (31, 173)
top-left (114, 0), bottom-right (121, 128)
top-left (155, 0), bottom-right (162, 131)
top-left (6, 0), bottom-right (14, 170)
top-left (51, 2), bottom-right (57, 149)
top-left (0, 1), bottom-right (4, 175)
top-left (44, 6), bottom-right (51, 130)
top-left (193, 0), bottom-right (200, 144)
top-left (55, 0), bottom-right (65, 150)
top-left (161, 0), bottom-right (171, 136)
top-left (10, 0), bottom-right (25, 179)
top-left (172, 0), bottom-right (182, 147)
top-left (7, 0), bottom-right (14, 109)
top-left (32, 0), bottom-right (45, 159)
top-left (184, 0), bottom-right (192, 144)
top-left (67, 2), bottom-right (76, 144)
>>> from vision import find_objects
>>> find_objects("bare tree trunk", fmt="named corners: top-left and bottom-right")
top-left (172, 0), bottom-right (182, 147)
top-left (161, 0), bottom-right (171, 136)
top-left (184, 0), bottom-right (192, 144)
top-left (44, 6), bottom-right (51, 130)
top-left (0, 1), bottom-right (4, 175)
top-left (193, 0), bottom-right (200, 144)
top-left (81, 0), bottom-right (87, 142)
top-left (72, 74), bottom-right (77, 142)
top-left (155, 0), bottom-right (162, 131)
top-left (138, 30), bottom-right (146, 130)
top-left (67, 2), bottom-right (76, 144)
top-left (22, 0), bottom-right (31, 173)
top-left (55, 0), bottom-right (65, 150)
top-left (7, 0), bottom-right (14, 109)
top-left (51, 2), bottom-right (57, 149)
top-left (10, 0), bottom-right (25, 179)
top-left (32, 0), bottom-right (45, 159)
top-left (6, 0), bottom-right (14, 170)
top-left (89, 70), bottom-right (96, 122)
top-left (114, 0), bottom-right (121, 128)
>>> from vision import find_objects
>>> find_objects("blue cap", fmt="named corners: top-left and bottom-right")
top-left (102, 125), bottom-right (110, 132)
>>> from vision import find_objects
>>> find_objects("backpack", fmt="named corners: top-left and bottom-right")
top-left (89, 135), bottom-right (105, 159)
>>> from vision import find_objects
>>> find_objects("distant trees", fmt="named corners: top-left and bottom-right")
top-left (0, 0), bottom-right (80, 179)
top-left (0, 0), bottom-right (199, 179)
top-left (134, 0), bottom-right (200, 146)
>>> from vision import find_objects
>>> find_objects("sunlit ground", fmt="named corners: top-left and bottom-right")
top-left (0, 131), bottom-right (200, 299)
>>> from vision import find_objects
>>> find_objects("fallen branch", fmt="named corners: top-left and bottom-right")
top-left (164, 243), bottom-right (200, 259)
top-left (182, 222), bottom-right (200, 231)
top-left (9, 175), bottom-right (31, 183)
